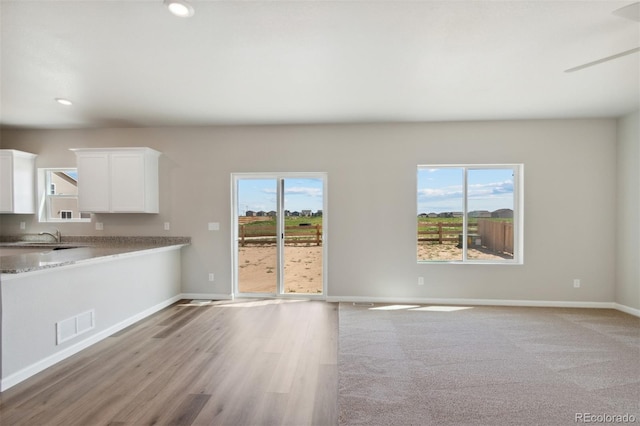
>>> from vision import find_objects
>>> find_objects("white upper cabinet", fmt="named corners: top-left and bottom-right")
top-left (71, 147), bottom-right (160, 213)
top-left (0, 149), bottom-right (37, 214)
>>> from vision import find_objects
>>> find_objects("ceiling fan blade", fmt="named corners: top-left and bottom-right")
top-left (564, 47), bottom-right (640, 73)
top-left (613, 1), bottom-right (640, 22)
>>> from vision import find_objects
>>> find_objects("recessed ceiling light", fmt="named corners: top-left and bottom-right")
top-left (164, 0), bottom-right (194, 18)
top-left (55, 98), bottom-right (73, 106)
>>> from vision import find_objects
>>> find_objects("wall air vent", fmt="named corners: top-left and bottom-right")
top-left (56, 310), bottom-right (95, 345)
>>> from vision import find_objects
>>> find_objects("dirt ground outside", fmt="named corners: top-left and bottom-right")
top-left (238, 245), bottom-right (323, 294)
top-left (418, 242), bottom-right (513, 261)
top-left (237, 242), bottom-right (511, 294)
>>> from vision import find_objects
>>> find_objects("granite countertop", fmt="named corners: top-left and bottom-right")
top-left (0, 236), bottom-right (190, 274)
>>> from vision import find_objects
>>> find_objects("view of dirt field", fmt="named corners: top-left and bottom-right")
top-left (237, 242), bottom-right (510, 294)
top-left (418, 243), bottom-right (513, 261)
top-left (238, 246), bottom-right (323, 294)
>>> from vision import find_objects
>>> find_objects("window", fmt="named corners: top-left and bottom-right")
top-left (417, 164), bottom-right (523, 263)
top-left (39, 168), bottom-right (91, 223)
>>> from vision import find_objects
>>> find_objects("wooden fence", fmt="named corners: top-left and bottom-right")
top-left (239, 224), bottom-right (322, 247)
top-left (417, 222), bottom-right (478, 244)
top-left (418, 220), bottom-right (513, 255)
top-left (477, 219), bottom-right (513, 255)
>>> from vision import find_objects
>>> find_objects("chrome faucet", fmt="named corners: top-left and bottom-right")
top-left (39, 229), bottom-right (61, 243)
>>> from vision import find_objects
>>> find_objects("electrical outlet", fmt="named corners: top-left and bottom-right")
top-left (19, 221), bottom-right (26, 230)
top-left (573, 279), bottom-right (581, 288)
top-left (418, 277), bottom-right (425, 286)
top-left (95, 222), bottom-right (104, 231)
top-left (164, 222), bottom-right (170, 231)
top-left (209, 273), bottom-right (215, 282)
top-left (208, 222), bottom-right (220, 231)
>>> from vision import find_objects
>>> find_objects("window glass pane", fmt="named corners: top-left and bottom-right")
top-left (50, 171), bottom-right (78, 195)
top-left (466, 168), bottom-right (515, 260)
top-left (41, 168), bottom-right (89, 222)
top-left (417, 167), bottom-right (464, 261)
top-left (236, 178), bottom-right (278, 294)
top-left (283, 178), bottom-right (324, 295)
top-left (418, 165), bottom-right (520, 263)
top-left (49, 198), bottom-right (82, 220)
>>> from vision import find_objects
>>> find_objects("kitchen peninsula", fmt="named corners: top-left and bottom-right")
top-left (0, 236), bottom-right (190, 391)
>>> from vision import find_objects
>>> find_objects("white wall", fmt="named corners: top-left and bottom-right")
top-left (0, 119), bottom-right (618, 304)
top-left (616, 111), bottom-right (640, 311)
top-left (1, 247), bottom-right (182, 389)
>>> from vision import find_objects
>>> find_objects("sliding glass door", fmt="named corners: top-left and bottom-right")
top-left (233, 173), bottom-right (326, 297)
top-left (235, 178), bottom-right (279, 294)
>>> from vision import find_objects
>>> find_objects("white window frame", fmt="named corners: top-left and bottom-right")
top-left (38, 168), bottom-right (91, 223)
top-left (417, 164), bottom-right (524, 264)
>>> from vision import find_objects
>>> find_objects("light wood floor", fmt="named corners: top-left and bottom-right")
top-left (0, 299), bottom-right (338, 426)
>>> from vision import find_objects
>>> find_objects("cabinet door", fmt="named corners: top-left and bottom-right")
top-left (77, 153), bottom-right (110, 212)
top-left (13, 154), bottom-right (36, 213)
top-left (0, 154), bottom-right (13, 212)
top-left (110, 153), bottom-right (145, 212)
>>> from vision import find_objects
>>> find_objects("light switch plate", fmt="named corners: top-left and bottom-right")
top-left (95, 222), bottom-right (104, 231)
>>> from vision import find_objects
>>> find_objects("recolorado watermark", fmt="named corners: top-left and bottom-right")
top-left (575, 413), bottom-right (637, 423)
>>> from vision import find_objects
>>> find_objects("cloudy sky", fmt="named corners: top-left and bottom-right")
top-left (417, 167), bottom-right (514, 214)
top-left (237, 178), bottom-right (324, 215)
top-left (236, 169), bottom-right (513, 216)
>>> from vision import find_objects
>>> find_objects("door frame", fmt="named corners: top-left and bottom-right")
top-left (231, 172), bottom-right (328, 299)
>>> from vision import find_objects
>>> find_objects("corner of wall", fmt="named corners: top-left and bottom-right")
top-left (615, 110), bottom-right (640, 311)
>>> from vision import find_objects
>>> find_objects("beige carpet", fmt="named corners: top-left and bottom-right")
top-left (338, 303), bottom-right (640, 425)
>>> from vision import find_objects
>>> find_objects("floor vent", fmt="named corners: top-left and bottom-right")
top-left (56, 310), bottom-right (95, 345)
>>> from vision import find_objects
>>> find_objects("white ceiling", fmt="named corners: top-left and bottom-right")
top-left (1, 0), bottom-right (638, 129)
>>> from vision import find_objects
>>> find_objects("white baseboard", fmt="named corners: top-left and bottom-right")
top-left (0, 295), bottom-right (182, 392)
top-left (614, 303), bottom-right (640, 318)
top-left (326, 295), bottom-right (616, 310)
top-left (180, 293), bottom-right (233, 300)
